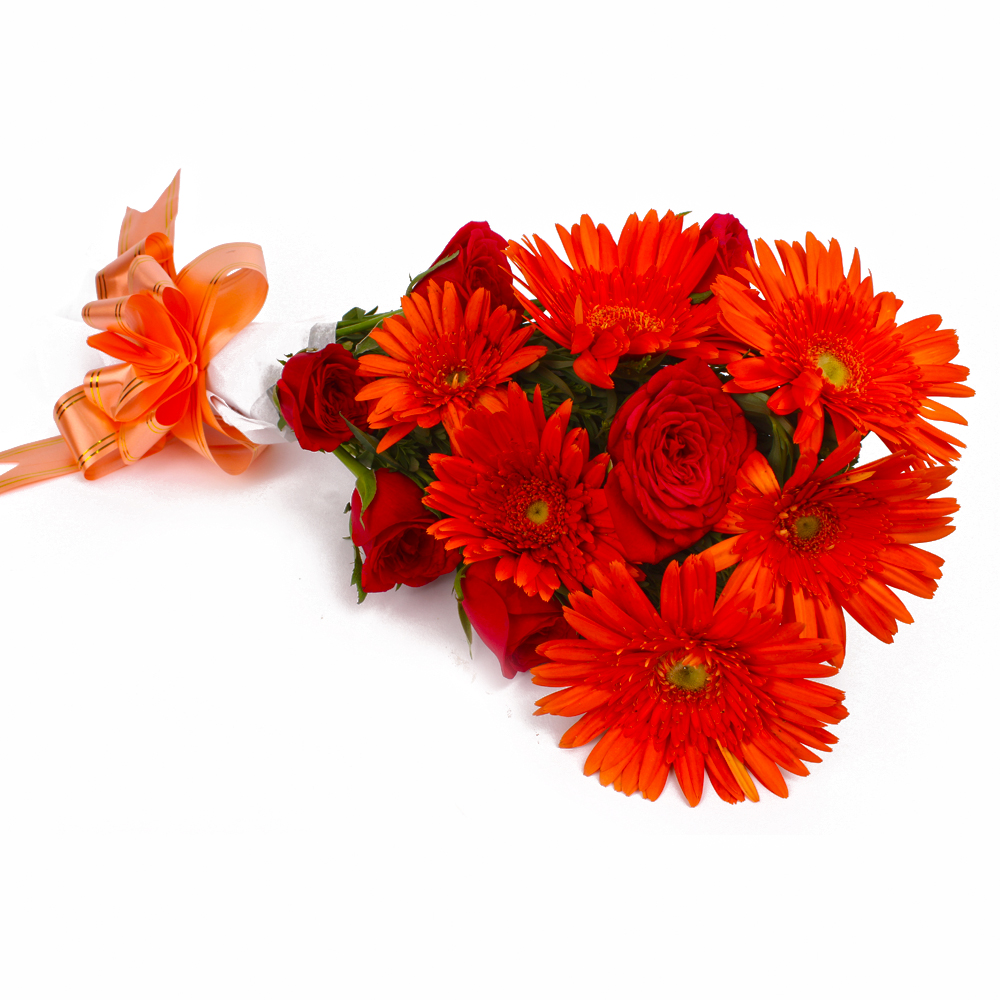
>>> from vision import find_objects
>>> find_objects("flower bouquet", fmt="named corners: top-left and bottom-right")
top-left (2, 178), bottom-right (971, 809)
top-left (274, 211), bottom-right (973, 806)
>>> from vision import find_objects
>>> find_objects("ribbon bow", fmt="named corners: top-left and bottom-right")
top-left (0, 172), bottom-right (268, 494)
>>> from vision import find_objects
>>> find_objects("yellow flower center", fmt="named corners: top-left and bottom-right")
top-left (526, 500), bottom-right (550, 525)
top-left (792, 514), bottom-right (822, 539)
top-left (776, 503), bottom-right (840, 555)
top-left (588, 304), bottom-right (664, 338)
top-left (815, 351), bottom-right (851, 387)
top-left (662, 660), bottom-right (708, 691)
top-left (448, 369), bottom-right (469, 387)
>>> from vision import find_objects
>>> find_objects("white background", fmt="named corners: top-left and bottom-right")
top-left (1, 2), bottom-right (997, 997)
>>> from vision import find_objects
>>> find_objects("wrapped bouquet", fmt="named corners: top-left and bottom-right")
top-left (2, 176), bottom-right (972, 808)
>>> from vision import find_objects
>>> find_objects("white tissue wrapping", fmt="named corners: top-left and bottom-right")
top-left (205, 320), bottom-right (316, 444)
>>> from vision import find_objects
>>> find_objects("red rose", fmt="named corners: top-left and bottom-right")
top-left (606, 358), bottom-right (756, 563)
top-left (277, 342), bottom-right (370, 452)
top-left (461, 560), bottom-right (577, 679)
top-left (350, 469), bottom-right (461, 593)
top-left (693, 213), bottom-right (754, 294)
top-left (413, 221), bottom-right (519, 313)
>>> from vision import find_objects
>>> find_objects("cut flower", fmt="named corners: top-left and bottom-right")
top-left (606, 358), bottom-right (756, 563)
top-left (356, 281), bottom-right (545, 452)
top-left (715, 234), bottom-right (973, 464)
top-left (461, 559), bottom-right (578, 678)
top-left (533, 556), bottom-right (846, 806)
top-left (506, 211), bottom-right (720, 388)
top-left (705, 439), bottom-right (958, 664)
top-left (424, 383), bottom-right (627, 600)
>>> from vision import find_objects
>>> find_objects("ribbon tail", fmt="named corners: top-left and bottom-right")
top-left (119, 171), bottom-right (180, 256)
top-left (0, 436), bottom-right (79, 495)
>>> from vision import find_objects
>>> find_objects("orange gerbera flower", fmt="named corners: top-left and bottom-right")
top-left (424, 383), bottom-right (626, 601)
top-left (533, 556), bottom-right (846, 806)
top-left (715, 234), bottom-right (973, 465)
top-left (704, 437), bottom-right (958, 665)
top-left (505, 211), bottom-right (721, 389)
top-left (356, 281), bottom-right (545, 452)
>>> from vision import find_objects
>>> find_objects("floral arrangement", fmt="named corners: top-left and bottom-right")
top-left (274, 211), bottom-right (973, 807)
top-left (1, 178), bottom-right (971, 808)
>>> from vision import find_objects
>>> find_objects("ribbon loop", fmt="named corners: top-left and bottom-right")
top-left (96, 232), bottom-right (177, 299)
top-left (176, 243), bottom-right (268, 362)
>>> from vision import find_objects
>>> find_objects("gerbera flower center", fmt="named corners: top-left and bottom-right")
top-left (493, 477), bottom-right (570, 548)
top-left (526, 500), bottom-right (550, 525)
top-left (661, 660), bottom-right (708, 691)
top-left (792, 514), bottom-right (821, 539)
top-left (589, 304), bottom-right (664, 339)
top-left (411, 347), bottom-right (484, 400)
top-left (650, 650), bottom-right (721, 700)
top-left (815, 351), bottom-right (851, 388)
top-left (776, 503), bottom-right (839, 554)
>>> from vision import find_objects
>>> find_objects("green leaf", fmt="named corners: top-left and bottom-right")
top-left (340, 305), bottom-right (379, 324)
top-left (531, 366), bottom-right (577, 402)
top-left (405, 249), bottom-right (461, 296)
top-left (453, 563), bottom-right (468, 601)
top-left (353, 335), bottom-right (380, 354)
top-left (333, 446), bottom-right (378, 514)
top-left (356, 468), bottom-right (377, 513)
top-left (689, 291), bottom-right (713, 305)
top-left (350, 544), bottom-right (367, 604)
top-left (266, 383), bottom-right (287, 431)
top-left (603, 389), bottom-right (618, 419)
top-left (767, 413), bottom-right (796, 485)
top-left (457, 601), bottom-right (474, 658)
top-left (335, 306), bottom-right (402, 346)
top-left (341, 417), bottom-right (381, 458)
top-left (452, 564), bottom-right (473, 656)
top-left (341, 417), bottom-right (408, 475)
top-left (731, 391), bottom-right (772, 417)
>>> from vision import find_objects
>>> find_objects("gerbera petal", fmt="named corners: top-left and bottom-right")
top-left (716, 233), bottom-right (972, 466)
top-left (506, 210), bottom-right (720, 386)
top-left (361, 285), bottom-right (536, 445)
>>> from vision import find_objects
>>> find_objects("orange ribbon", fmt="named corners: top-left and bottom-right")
top-left (0, 172), bottom-right (269, 494)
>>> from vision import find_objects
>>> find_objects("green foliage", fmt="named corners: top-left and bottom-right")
top-left (635, 531), bottom-right (737, 608)
top-left (511, 334), bottom-right (629, 456)
top-left (731, 391), bottom-right (861, 485)
top-left (350, 544), bottom-right (367, 604)
top-left (731, 391), bottom-right (797, 485)
top-left (268, 383), bottom-right (287, 431)
top-left (452, 564), bottom-right (473, 657)
top-left (457, 603), bottom-right (474, 657)
top-left (333, 446), bottom-right (378, 514)
top-left (334, 304), bottom-right (399, 355)
top-left (405, 249), bottom-right (460, 296)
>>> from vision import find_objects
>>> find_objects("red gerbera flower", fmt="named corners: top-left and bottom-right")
top-left (505, 211), bottom-right (720, 389)
top-left (356, 281), bottom-right (546, 452)
top-left (424, 383), bottom-right (627, 601)
top-left (704, 437), bottom-right (958, 665)
top-left (715, 234), bottom-right (973, 465)
top-left (533, 556), bottom-right (846, 806)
